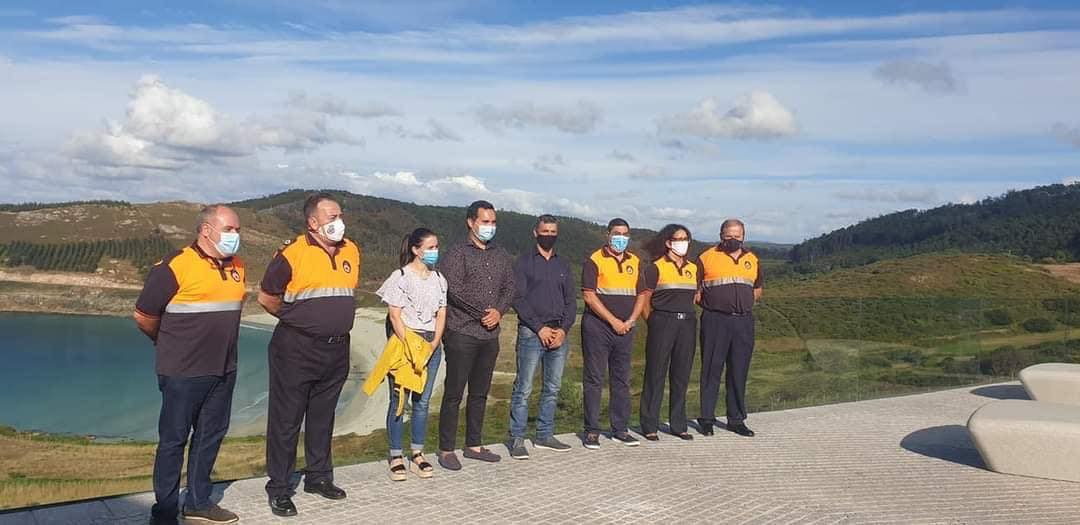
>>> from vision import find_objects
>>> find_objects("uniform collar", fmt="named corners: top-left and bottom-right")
top-left (305, 232), bottom-right (345, 248)
top-left (190, 241), bottom-right (232, 265)
top-left (714, 244), bottom-right (749, 262)
top-left (662, 253), bottom-right (690, 270)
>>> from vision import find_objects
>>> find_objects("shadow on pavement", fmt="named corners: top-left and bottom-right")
top-left (901, 425), bottom-right (985, 469)
top-left (970, 384), bottom-right (1029, 400)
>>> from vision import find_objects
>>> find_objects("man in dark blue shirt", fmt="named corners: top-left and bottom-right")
top-left (506, 214), bottom-right (577, 458)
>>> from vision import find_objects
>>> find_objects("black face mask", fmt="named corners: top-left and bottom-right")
top-left (537, 234), bottom-right (558, 251)
top-left (721, 238), bottom-right (743, 253)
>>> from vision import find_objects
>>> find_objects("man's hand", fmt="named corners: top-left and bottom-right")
top-left (538, 326), bottom-right (556, 347)
top-left (482, 308), bottom-right (502, 329)
top-left (610, 318), bottom-right (630, 335)
top-left (548, 328), bottom-right (566, 349)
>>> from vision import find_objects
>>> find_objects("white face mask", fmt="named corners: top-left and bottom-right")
top-left (670, 240), bottom-right (689, 257)
top-left (477, 224), bottom-right (496, 242)
top-left (320, 218), bottom-right (346, 242)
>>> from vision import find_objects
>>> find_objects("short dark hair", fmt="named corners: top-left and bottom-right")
top-left (720, 219), bottom-right (745, 233)
top-left (466, 200), bottom-right (495, 220)
top-left (304, 192), bottom-right (339, 220)
top-left (535, 214), bottom-right (558, 230)
top-left (607, 218), bottom-right (629, 232)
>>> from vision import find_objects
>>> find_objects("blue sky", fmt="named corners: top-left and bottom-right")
top-left (1, 1), bottom-right (1079, 242)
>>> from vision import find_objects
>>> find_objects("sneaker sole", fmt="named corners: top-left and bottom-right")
top-left (583, 443), bottom-right (600, 450)
top-left (510, 453), bottom-right (530, 460)
top-left (533, 444), bottom-right (572, 452)
top-left (181, 515), bottom-right (239, 525)
top-left (615, 439), bottom-right (640, 447)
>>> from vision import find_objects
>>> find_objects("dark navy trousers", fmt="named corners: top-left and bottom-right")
top-left (152, 371), bottom-right (236, 519)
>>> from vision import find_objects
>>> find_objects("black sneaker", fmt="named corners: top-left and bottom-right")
top-left (583, 432), bottom-right (601, 450)
top-left (533, 436), bottom-right (572, 452)
top-left (507, 437), bottom-right (530, 460)
top-left (181, 503), bottom-right (239, 524)
top-left (612, 432), bottom-right (640, 447)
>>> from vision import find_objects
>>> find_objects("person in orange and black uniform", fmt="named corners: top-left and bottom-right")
top-left (257, 193), bottom-right (361, 518)
top-left (638, 224), bottom-right (697, 442)
top-left (696, 218), bottom-right (763, 438)
top-left (581, 218), bottom-right (648, 450)
top-left (134, 205), bottom-right (245, 525)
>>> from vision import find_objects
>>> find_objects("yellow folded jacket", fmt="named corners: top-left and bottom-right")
top-left (362, 329), bottom-right (435, 416)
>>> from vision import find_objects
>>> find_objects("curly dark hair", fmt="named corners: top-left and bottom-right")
top-left (644, 223), bottom-right (691, 260)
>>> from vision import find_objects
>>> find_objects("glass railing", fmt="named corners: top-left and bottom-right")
top-left (2, 297), bottom-right (1078, 509)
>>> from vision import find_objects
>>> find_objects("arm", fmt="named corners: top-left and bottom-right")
top-left (133, 262), bottom-right (177, 343)
top-left (432, 306), bottom-right (447, 350)
top-left (442, 247), bottom-right (486, 320)
top-left (133, 310), bottom-right (161, 342)
top-left (511, 255), bottom-right (542, 333)
top-left (694, 257), bottom-right (704, 305)
top-left (259, 251), bottom-right (292, 318)
top-left (258, 291), bottom-right (283, 317)
top-left (754, 263), bottom-right (764, 302)
top-left (387, 306), bottom-right (411, 349)
top-left (493, 249), bottom-right (516, 316)
top-left (639, 262), bottom-right (658, 321)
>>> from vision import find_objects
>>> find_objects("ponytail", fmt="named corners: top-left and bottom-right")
top-left (399, 227), bottom-right (436, 267)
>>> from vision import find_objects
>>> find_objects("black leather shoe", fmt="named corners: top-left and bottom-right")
top-left (304, 480), bottom-right (347, 500)
top-left (699, 422), bottom-right (714, 436)
top-left (674, 431), bottom-right (694, 441)
top-left (269, 496), bottom-right (297, 517)
top-left (727, 422), bottom-right (755, 437)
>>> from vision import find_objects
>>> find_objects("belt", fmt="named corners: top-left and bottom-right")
top-left (542, 320), bottom-right (562, 329)
top-left (704, 309), bottom-right (750, 317)
top-left (653, 310), bottom-right (693, 320)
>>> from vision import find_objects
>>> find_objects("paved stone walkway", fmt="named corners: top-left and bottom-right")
top-left (3, 383), bottom-right (1079, 524)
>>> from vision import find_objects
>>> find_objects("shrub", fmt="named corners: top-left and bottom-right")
top-left (1022, 317), bottom-right (1056, 333)
top-left (885, 348), bottom-right (927, 366)
top-left (858, 354), bottom-right (892, 368)
top-left (983, 308), bottom-right (1012, 326)
top-left (979, 345), bottom-right (1035, 376)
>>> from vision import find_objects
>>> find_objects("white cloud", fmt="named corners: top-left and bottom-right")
top-left (63, 75), bottom-right (360, 173)
top-left (474, 100), bottom-right (603, 134)
top-left (657, 91), bottom-right (798, 140)
top-left (379, 119), bottom-right (463, 142)
top-left (833, 187), bottom-right (940, 204)
top-left (532, 153), bottom-right (567, 173)
top-left (22, 7), bottom-right (1080, 65)
top-left (1052, 122), bottom-right (1080, 148)
top-left (607, 150), bottom-right (636, 162)
top-left (874, 59), bottom-right (962, 94)
top-left (285, 92), bottom-right (402, 118)
top-left (628, 165), bottom-right (666, 179)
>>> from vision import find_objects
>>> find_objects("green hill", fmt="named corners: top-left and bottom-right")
top-left (1, 190), bottom-right (784, 285)
top-left (790, 183), bottom-right (1080, 271)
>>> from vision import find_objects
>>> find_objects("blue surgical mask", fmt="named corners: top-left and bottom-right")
top-left (216, 231), bottom-right (240, 257)
top-left (610, 234), bottom-right (630, 253)
top-left (421, 249), bottom-right (439, 267)
top-left (477, 225), bottom-right (497, 242)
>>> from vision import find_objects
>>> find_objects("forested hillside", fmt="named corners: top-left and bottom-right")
top-left (791, 184), bottom-right (1080, 271)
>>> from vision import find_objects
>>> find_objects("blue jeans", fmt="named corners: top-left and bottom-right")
top-left (509, 325), bottom-right (569, 440)
top-left (387, 332), bottom-right (443, 456)
top-left (152, 372), bottom-right (235, 518)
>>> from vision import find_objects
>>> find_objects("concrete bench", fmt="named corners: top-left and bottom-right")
top-left (967, 399), bottom-right (1080, 482)
top-left (1020, 363), bottom-right (1080, 406)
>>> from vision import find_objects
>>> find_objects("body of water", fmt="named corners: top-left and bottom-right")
top-left (0, 312), bottom-right (276, 441)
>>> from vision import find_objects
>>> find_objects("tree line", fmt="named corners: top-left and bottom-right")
top-left (0, 200), bottom-right (131, 212)
top-left (0, 237), bottom-right (174, 274)
top-left (790, 184), bottom-right (1080, 271)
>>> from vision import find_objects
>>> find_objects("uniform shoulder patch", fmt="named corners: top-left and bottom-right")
top-left (281, 238), bottom-right (293, 246)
